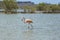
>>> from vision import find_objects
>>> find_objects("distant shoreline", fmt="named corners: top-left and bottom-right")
top-left (0, 11), bottom-right (60, 14)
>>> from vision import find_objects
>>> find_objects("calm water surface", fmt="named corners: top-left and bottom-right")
top-left (0, 13), bottom-right (60, 40)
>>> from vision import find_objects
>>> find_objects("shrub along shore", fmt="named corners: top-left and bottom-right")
top-left (0, 0), bottom-right (60, 14)
top-left (37, 3), bottom-right (60, 13)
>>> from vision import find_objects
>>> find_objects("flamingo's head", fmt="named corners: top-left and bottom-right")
top-left (21, 17), bottom-right (25, 23)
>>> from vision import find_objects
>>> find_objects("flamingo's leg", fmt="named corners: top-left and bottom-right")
top-left (28, 25), bottom-right (30, 29)
top-left (27, 24), bottom-right (30, 29)
top-left (27, 23), bottom-right (33, 30)
top-left (30, 24), bottom-right (33, 29)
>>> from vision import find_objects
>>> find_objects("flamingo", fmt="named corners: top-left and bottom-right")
top-left (22, 17), bottom-right (33, 29)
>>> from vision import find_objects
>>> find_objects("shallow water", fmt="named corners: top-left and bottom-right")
top-left (0, 13), bottom-right (60, 40)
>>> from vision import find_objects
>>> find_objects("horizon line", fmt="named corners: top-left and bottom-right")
top-left (0, 0), bottom-right (59, 4)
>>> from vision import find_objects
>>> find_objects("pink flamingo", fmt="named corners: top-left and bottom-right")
top-left (22, 17), bottom-right (33, 29)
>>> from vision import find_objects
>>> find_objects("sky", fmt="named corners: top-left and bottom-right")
top-left (17, 0), bottom-right (60, 4)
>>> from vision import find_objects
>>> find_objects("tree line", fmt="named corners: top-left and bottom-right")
top-left (3, 0), bottom-right (36, 13)
top-left (2, 0), bottom-right (60, 13)
top-left (37, 3), bottom-right (60, 13)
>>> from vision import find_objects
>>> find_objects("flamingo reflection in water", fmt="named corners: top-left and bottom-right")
top-left (22, 17), bottom-right (33, 29)
top-left (23, 29), bottom-right (33, 40)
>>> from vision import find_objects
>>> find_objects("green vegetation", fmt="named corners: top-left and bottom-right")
top-left (3, 0), bottom-right (18, 14)
top-left (23, 6), bottom-right (36, 13)
top-left (37, 3), bottom-right (60, 13)
top-left (1, 1), bottom-right (60, 14)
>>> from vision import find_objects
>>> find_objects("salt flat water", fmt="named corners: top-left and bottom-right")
top-left (0, 13), bottom-right (60, 40)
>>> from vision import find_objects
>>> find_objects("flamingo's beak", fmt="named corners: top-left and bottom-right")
top-left (21, 17), bottom-right (25, 22)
